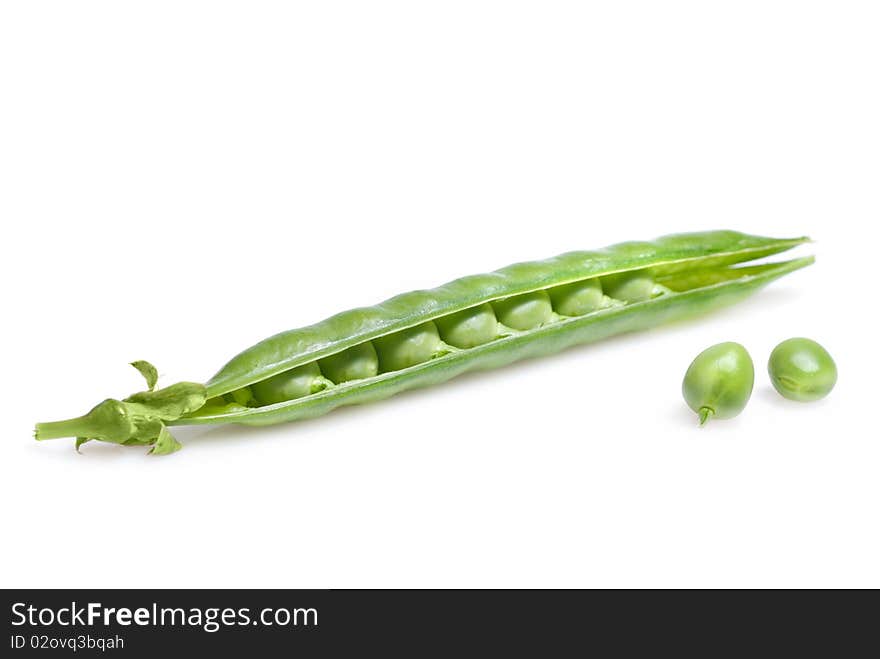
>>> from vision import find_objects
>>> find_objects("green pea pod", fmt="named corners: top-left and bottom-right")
top-left (35, 230), bottom-right (813, 455)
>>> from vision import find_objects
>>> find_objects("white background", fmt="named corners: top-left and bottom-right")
top-left (1, 2), bottom-right (877, 588)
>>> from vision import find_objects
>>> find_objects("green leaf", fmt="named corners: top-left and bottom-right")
top-left (124, 382), bottom-right (207, 420)
top-left (149, 425), bottom-right (183, 455)
top-left (130, 416), bottom-right (164, 442)
top-left (130, 360), bottom-right (159, 391)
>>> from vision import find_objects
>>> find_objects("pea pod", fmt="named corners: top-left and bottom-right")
top-left (35, 231), bottom-right (813, 454)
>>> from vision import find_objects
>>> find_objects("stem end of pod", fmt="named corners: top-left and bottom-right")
top-left (34, 363), bottom-right (207, 456)
top-left (35, 399), bottom-right (134, 442)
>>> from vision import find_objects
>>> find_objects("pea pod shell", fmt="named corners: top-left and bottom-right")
top-left (181, 254), bottom-right (812, 428)
top-left (205, 231), bottom-right (808, 398)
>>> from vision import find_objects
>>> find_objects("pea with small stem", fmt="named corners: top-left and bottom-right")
top-left (682, 342), bottom-right (755, 425)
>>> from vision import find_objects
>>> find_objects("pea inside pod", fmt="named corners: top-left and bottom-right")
top-left (434, 303), bottom-right (499, 349)
top-left (548, 278), bottom-right (612, 317)
top-left (319, 342), bottom-right (379, 384)
top-left (373, 322), bottom-right (446, 372)
top-left (492, 291), bottom-right (553, 330)
top-left (251, 362), bottom-right (329, 406)
top-left (601, 271), bottom-right (667, 303)
top-left (682, 342), bottom-right (755, 425)
top-left (228, 386), bottom-right (255, 407)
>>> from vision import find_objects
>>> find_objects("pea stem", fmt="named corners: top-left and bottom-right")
top-left (698, 407), bottom-right (714, 426)
top-left (35, 415), bottom-right (92, 441)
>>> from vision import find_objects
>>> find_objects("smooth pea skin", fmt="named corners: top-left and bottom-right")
top-left (602, 272), bottom-right (658, 302)
top-left (434, 303), bottom-right (499, 349)
top-left (319, 342), bottom-right (379, 383)
top-left (548, 278), bottom-right (607, 317)
top-left (492, 291), bottom-right (553, 330)
top-left (251, 362), bottom-right (327, 405)
top-left (768, 338), bottom-right (837, 401)
top-left (373, 322), bottom-right (445, 372)
top-left (682, 342), bottom-right (754, 425)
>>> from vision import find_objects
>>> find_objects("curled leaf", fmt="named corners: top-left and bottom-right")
top-left (130, 416), bottom-right (165, 442)
top-left (75, 437), bottom-right (92, 452)
top-left (130, 360), bottom-right (159, 391)
top-left (149, 425), bottom-right (182, 455)
top-left (124, 382), bottom-right (207, 420)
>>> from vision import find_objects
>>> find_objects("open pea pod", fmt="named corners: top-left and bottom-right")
top-left (36, 230), bottom-right (813, 455)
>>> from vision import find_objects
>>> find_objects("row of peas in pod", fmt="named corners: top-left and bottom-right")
top-left (229, 271), bottom-right (668, 407)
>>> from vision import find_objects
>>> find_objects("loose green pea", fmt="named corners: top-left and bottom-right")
top-left (251, 362), bottom-right (327, 405)
top-left (374, 322), bottom-right (445, 372)
top-left (602, 272), bottom-right (660, 302)
top-left (768, 338), bottom-right (837, 402)
top-left (319, 342), bottom-right (379, 384)
top-left (434, 303), bottom-right (499, 349)
top-left (548, 278), bottom-right (607, 317)
top-left (492, 291), bottom-right (553, 330)
top-left (682, 342), bottom-right (754, 425)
